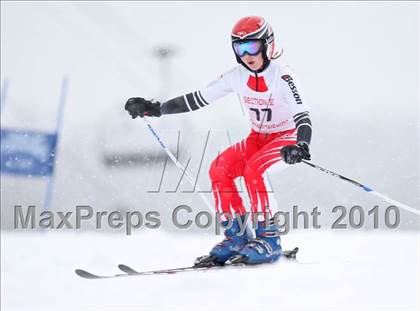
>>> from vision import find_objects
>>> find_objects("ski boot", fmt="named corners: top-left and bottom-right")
top-left (194, 218), bottom-right (252, 267)
top-left (229, 218), bottom-right (282, 265)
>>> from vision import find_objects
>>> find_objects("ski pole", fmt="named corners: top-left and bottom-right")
top-left (302, 160), bottom-right (420, 216)
top-left (142, 117), bottom-right (214, 211)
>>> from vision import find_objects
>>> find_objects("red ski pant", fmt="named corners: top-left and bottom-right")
top-left (209, 128), bottom-right (297, 218)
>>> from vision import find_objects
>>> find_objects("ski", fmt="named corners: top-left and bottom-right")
top-left (75, 263), bottom-right (229, 279)
top-left (75, 247), bottom-right (299, 279)
top-left (117, 263), bottom-right (228, 275)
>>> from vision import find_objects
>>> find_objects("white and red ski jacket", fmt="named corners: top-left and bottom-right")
top-left (161, 60), bottom-right (312, 145)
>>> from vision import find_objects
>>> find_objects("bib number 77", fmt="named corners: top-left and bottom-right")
top-left (250, 108), bottom-right (272, 122)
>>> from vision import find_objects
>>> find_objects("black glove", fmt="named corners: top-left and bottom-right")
top-left (281, 142), bottom-right (311, 164)
top-left (124, 97), bottom-right (162, 119)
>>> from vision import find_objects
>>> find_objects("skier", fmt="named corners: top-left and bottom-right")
top-left (125, 16), bottom-right (312, 265)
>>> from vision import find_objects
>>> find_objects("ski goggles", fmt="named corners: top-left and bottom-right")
top-left (233, 40), bottom-right (263, 57)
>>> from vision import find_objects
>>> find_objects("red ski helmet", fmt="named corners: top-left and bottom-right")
top-left (231, 16), bottom-right (276, 72)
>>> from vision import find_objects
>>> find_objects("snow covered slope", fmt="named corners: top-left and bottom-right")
top-left (1, 230), bottom-right (419, 311)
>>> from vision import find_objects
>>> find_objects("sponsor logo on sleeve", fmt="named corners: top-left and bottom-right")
top-left (281, 75), bottom-right (302, 104)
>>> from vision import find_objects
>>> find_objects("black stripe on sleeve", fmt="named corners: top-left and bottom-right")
top-left (186, 93), bottom-right (199, 111)
top-left (295, 115), bottom-right (309, 125)
top-left (198, 91), bottom-right (210, 105)
top-left (293, 111), bottom-right (312, 144)
top-left (293, 111), bottom-right (309, 122)
top-left (294, 113), bottom-right (310, 124)
top-left (193, 91), bottom-right (205, 107)
top-left (295, 117), bottom-right (312, 128)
